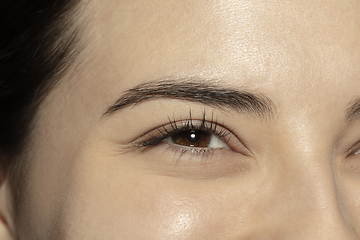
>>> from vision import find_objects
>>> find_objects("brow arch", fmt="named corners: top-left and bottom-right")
top-left (103, 78), bottom-right (276, 120)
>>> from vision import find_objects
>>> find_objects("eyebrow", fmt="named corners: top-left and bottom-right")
top-left (103, 79), bottom-right (275, 119)
top-left (346, 98), bottom-right (360, 121)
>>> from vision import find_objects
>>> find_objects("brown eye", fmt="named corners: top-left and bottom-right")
top-left (171, 130), bottom-right (212, 147)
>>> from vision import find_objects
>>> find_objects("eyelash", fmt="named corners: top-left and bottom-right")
top-left (134, 114), bottom-right (233, 156)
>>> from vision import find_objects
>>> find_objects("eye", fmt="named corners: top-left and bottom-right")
top-left (165, 130), bottom-right (229, 149)
top-left (346, 140), bottom-right (360, 157)
top-left (132, 116), bottom-right (252, 157)
top-left (126, 109), bottom-right (254, 159)
top-left (124, 116), bottom-right (253, 178)
top-left (350, 142), bottom-right (360, 156)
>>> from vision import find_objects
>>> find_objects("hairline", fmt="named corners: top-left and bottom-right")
top-left (8, 1), bottom-right (91, 238)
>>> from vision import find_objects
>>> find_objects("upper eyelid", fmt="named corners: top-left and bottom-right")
top-left (162, 120), bottom-right (231, 137)
top-left (135, 118), bottom-right (224, 137)
top-left (155, 119), bottom-right (232, 139)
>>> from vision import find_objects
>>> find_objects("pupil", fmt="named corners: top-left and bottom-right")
top-left (187, 130), bottom-right (199, 143)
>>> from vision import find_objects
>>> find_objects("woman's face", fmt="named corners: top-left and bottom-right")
top-left (15, 0), bottom-right (360, 239)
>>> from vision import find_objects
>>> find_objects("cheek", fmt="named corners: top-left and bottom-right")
top-left (43, 132), bottom-right (278, 240)
top-left (60, 165), bottom-right (226, 239)
top-left (64, 180), bottom-right (216, 239)
top-left (57, 142), bottom-right (265, 239)
top-left (337, 176), bottom-right (360, 236)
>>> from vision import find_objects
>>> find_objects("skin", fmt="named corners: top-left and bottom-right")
top-left (2, 0), bottom-right (360, 239)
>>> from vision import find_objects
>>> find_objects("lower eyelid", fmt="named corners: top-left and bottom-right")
top-left (160, 136), bottom-right (248, 162)
top-left (135, 143), bottom-right (253, 179)
top-left (162, 141), bottom-right (219, 159)
top-left (146, 142), bottom-right (255, 177)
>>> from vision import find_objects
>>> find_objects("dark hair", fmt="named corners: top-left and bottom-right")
top-left (1, 1), bottom-right (86, 237)
top-left (0, 0), bottom-right (84, 172)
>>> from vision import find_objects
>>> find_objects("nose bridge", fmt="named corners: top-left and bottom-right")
top-left (275, 129), bottom-right (358, 239)
top-left (280, 173), bottom-right (358, 239)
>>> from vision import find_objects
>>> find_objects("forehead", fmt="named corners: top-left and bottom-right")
top-left (83, 0), bottom-right (360, 105)
top-left (76, 0), bottom-right (360, 122)
top-left (88, 0), bottom-right (360, 79)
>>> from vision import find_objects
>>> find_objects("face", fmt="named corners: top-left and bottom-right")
top-left (14, 0), bottom-right (360, 239)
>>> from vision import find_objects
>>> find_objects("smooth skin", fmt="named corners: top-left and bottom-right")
top-left (1, 0), bottom-right (360, 239)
